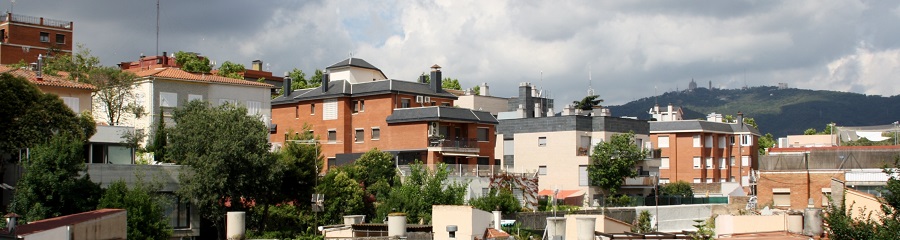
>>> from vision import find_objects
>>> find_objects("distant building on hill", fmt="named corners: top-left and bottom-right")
top-left (0, 12), bottom-right (73, 65)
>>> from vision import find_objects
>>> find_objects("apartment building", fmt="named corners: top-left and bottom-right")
top-left (649, 106), bottom-right (760, 192)
top-left (270, 58), bottom-right (498, 170)
top-left (0, 13), bottom-right (73, 65)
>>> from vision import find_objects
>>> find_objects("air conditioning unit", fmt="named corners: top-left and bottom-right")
top-left (416, 95), bottom-right (424, 103)
top-left (428, 122), bottom-right (440, 137)
top-left (424, 96), bottom-right (431, 103)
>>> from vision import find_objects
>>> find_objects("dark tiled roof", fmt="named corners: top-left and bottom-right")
top-left (650, 120), bottom-right (760, 135)
top-left (327, 58), bottom-right (381, 71)
top-left (272, 79), bottom-right (458, 105)
top-left (1, 209), bottom-right (125, 236)
top-left (386, 106), bottom-right (498, 124)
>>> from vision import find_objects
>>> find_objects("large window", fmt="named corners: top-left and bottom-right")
top-left (327, 130), bottom-right (337, 143)
top-left (323, 99), bottom-right (337, 120)
top-left (246, 101), bottom-right (261, 116)
top-left (693, 134), bottom-right (701, 147)
top-left (354, 129), bottom-right (364, 143)
top-left (166, 197), bottom-right (191, 229)
top-left (719, 158), bottom-right (726, 169)
top-left (55, 34), bottom-right (65, 44)
top-left (704, 135), bottom-right (713, 148)
top-left (477, 128), bottom-right (490, 142)
top-left (658, 136), bottom-right (669, 148)
top-left (773, 188), bottom-right (791, 207)
top-left (718, 136), bottom-right (725, 149)
top-left (61, 96), bottom-right (79, 113)
top-left (352, 100), bottom-right (365, 113)
top-left (661, 157), bottom-right (670, 169)
top-left (160, 92), bottom-right (177, 107)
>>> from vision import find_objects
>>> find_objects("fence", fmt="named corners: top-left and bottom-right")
top-left (397, 164), bottom-right (531, 177)
top-left (593, 195), bottom-right (729, 207)
top-left (515, 208), bottom-right (636, 230)
top-left (1, 13), bottom-right (72, 28)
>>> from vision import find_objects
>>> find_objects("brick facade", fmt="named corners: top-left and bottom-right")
top-left (756, 171), bottom-right (844, 210)
top-left (0, 13), bottom-right (73, 65)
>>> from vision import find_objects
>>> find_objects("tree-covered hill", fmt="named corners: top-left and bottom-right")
top-left (607, 86), bottom-right (900, 138)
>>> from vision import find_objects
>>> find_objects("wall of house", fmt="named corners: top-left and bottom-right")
top-left (456, 95), bottom-right (509, 116)
top-left (69, 211), bottom-right (127, 240)
top-left (208, 82), bottom-right (271, 120)
top-left (653, 132), bottom-right (755, 186)
top-left (328, 67), bottom-right (386, 84)
top-left (785, 134), bottom-right (834, 148)
top-left (22, 226), bottom-right (68, 240)
top-left (756, 171), bottom-right (844, 210)
top-left (0, 21), bottom-right (72, 64)
top-left (845, 188), bottom-right (884, 222)
top-left (432, 205), bottom-right (492, 240)
top-left (715, 214), bottom-right (802, 236)
top-left (38, 85), bottom-right (92, 115)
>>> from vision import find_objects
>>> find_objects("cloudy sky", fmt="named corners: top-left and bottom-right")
top-left (13, 0), bottom-right (900, 105)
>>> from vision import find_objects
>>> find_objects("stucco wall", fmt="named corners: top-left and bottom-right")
top-left (432, 205), bottom-right (492, 240)
top-left (38, 85), bottom-right (92, 115)
top-left (845, 188), bottom-right (884, 222)
top-left (456, 95), bottom-right (509, 116)
top-left (68, 211), bottom-right (127, 240)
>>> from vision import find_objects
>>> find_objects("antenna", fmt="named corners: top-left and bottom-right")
top-left (587, 68), bottom-right (595, 96)
top-left (10, 0), bottom-right (14, 13)
top-left (156, 0), bottom-right (160, 56)
top-left (348, 51), bottom-right (352, 64)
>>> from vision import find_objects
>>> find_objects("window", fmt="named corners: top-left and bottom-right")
top-left (719, 158), bottom-right (726, 169)
top-left (718, 136), bottom-right (725, 149)
top-left (371, 128), bottom-right (380, 140)
top-left (0, 29), bottom-right (5, 42)
top-left (358, 100), bottom-right (364, 112)
top-left (160, 92), bottom-right (177, 107)
top-left (503, 139), bottom-right (514, 155)
top-left (773, 188), bottom-right (791, 207)
top-left (720, 178), bottom-right (726, 183)
top-left (693, 134), bottom-right (701, 147)
top-left (822, 188), bottom-right (832, 206)
top-left (39, 32), bottom-right (49, 42)
top-left (741, 135), bottom-right (752, 146)
top-left (705, 135), bottom-right (713, 148)
top-left (55, 34), bottom-right (65, 44)
top-left (477, 128), bottom-right (490, 142)
top-left (579, 165), bottom-right (589, 186)
top-left (61, 96), bottom-right (79, 113)
top-left (741, 156), bottom-right (749, 167)
top-left (352, 100), bottom-right (364, 113)
top-left (295, 106), bottom-right (299, 118)
top-left (730, 136), bottom-right (736, 145)
top-left (660, 157), bottom-right (670, 169)
top-left (441, 102), bottom-right (451, 107)
top-left (323, 99), bottom-right (337, 120)
top-left (311, 103), bottom-right (316, 115)
top-left (246, 101), bottom-right (261, 115)
top-left (355, 129), bottom-right (364, 143)
top-left (730, 156), bottom-right (735, 166)
top-left (538, 137), bottom-right (547, 147)
top-left (658, 136), bottom-right (669, 148)
top-left (327, 130), bottom-right (337, 143)
top-left (659, 178), bottom-right (670, 184)
top-left (706, 178), bottom-right (713, 183)
top-left (693, 178), bottom-right (701, 183)
top-left (693, 157), bottom-right (701, 169)
top-left (538, 166), bottom-right (547, 175)
top-left (167, 197), bottom-right (191, 229)
top-left (705, 157), bottom-right (713, 169)
top-left (188, 94), bottom-right (202, 102)
top-left (401, 98), bottom-right (411, 108)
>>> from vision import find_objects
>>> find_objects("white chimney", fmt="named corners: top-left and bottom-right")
top-left (493, 211), bottom-right (502, 230)
top-left (534, 103), bottom-right (543, 118)
top-left (517, 104), bottom-right (526, 118)
top-left (480, 82), bottom-right (489, 96)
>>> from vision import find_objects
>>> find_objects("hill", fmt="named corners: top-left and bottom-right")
top-left (607, 87), bottom-right (900, 138)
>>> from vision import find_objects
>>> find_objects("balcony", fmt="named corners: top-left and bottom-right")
top-left (398, 164), bottom-right (527, 177)
top-left (576, 147), bottom-right (590, 156)
top-left (646, 148), bottom-right (662, 159)
top-left (623, 176), bottom-right (656, 186)
top-left (428, 138), bottom-right (480, 153)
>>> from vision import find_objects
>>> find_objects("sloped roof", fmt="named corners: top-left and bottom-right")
top-left (327, 58), bottom-right (381, 71)
top-left (0, 65), bottom-right (96, 90)
top-left (273, 79), bottom-right (458, 105)
top-left (386, 106), bottom-right (498, 124)
top-left (0, 209), bottom-right (125, 236)
top-left (134, 67), bottom-right (273, 88)
top-left (650, 120), bottom-right (760, 135)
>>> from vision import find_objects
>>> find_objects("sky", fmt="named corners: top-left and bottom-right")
top-left (12, 0), bottom-right (900, 106)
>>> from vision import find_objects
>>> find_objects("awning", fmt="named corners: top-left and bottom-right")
top-left (440, 152), bottom-right (480, 157)
top-left (538, 189), bottom-right (584, 199)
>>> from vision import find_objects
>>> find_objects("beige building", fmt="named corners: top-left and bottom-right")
top-left (432, 205), bottom-right (494, 240)
top-left (0, 65), bottom-right (95, 114)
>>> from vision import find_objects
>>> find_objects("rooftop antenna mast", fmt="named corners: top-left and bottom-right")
top-left (10, 0), bottom-right (14, 13)
top-left (348, 51), bottom-right (352, 64)
top-left (156, 0), bottom-right (160, 56)
top-left (587, 68), bottom-right (595, 97)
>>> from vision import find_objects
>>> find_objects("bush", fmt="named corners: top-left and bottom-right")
top-left (470, 189), bottom-right (521, 215)
top-left (661, 180), bottom-right (693, 197)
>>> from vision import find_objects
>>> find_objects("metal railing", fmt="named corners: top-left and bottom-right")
top-left (2, 13), bottom-right (72, 28)
top-left (397, 164), bottom-right (531, 177)
top-left (428, 138), bottom-right (479, 148)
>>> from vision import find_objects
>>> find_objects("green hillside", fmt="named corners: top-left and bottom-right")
top-left (607, 87), bottom-right (900, 137)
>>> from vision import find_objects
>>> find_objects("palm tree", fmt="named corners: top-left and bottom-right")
top-left (573, 95), bottom-right (603, 111)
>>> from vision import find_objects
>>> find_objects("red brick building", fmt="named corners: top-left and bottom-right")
top-left (270, 58), bottom-right (498, 170)
top-left (649, 110), bottom-right (760, 192)
top-left (0, 13), bottom-right (73, 65)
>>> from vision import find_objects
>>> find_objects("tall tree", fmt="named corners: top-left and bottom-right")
top-left (42, 43), bottom-right (100, 81)
top-left (587, 132), bottom-right (647, 201)
top-left (442, 78), bottom-right (462, 90)
top-left (471, 85), bottom-right (481, 95)
top-left (277, 124), bottom-right (323, 203)
top-left (174, 51), bottom-right (211, 73)
top-left (9, 133), bottom-right (102, 222)
top-left (217, 61), bottom-right (246, 79)
top-left (758, 133), bottom-right (776, 155)
top-left (168, 101), bottom-right (273, 237)
top-left (147, 110), bottom-right (168, 163)
top-left (309, 69), bottom-right (325, 87)
top-left (573, 95), bottom-right (604, 111)
top-left (98, 179), bottom-right (172, 240)
top-left (376, 163), bottom-right (467, 224)
top-left (88, 66), bottom-right (144, 126)
top-left (316, 169), bottom-right (366, 224)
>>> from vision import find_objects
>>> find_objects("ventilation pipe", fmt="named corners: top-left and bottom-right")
top-left (388, 213), bottom-right (407, 237)
top-left (283, 72), bottom-right (292, 98)
top-left (226, 212), bottom-right (246, 240)
top-left (493, 211), bottom-right (502, 230)
top-left (321, 72), bottom-right (330, 93)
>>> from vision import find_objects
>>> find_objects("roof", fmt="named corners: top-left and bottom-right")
top-left (386, 106), bottom-right (499, 124)
top-left (272, 79), bottom-right (458, 104)
top-left (134, 67), bottom-right (273, 88)
top-left (650, 120), bottom-right (760, 135)
top-left (327, 58), bottom-right (381, 71)
top-left (0, 65), bottom-right (97, 90)
top-left (1, 209), bottom-right (125, 236)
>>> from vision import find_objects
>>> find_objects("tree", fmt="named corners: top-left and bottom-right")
top-left (472, 85), bottom-right (481, 95)
top-left (87, 66), bottom-right (143, 126)
top-left (277, 124), bottom-right (323, 203)
top-left (217, 61), bottom-right (246, 79)
top-left (9, 133), bottom-right (102, 222)
top-left (804, 128), bottom-right (818, 135)
top-left (287, 68), bottom-right (309, 90)
top-left (376, 163), bottom-right (468, 224)
top-left (147, 110), bottom-right (168, 163)
top-left (632, 210), bottom-right (655, 233)
top-left (588, 132), bottom-right (647, 198)
top-left (42, 43), bottom-right (100, 80)
top-left (168, 101), bottom-right (273, 237)
top-left (824, 157), bottom-right (900, 238)
top-left (98, 179), bottom-right (172, 240)
top-left (469, 188), bottom-right (521, 215)
top-left (316, 169), bottom-right (366, 224)
top-left (174, 51), bottom-right (211, 73)
top-left (660, 180), bottom-right (693, 197)
top-left (442, 78), bottom-right (462, 90)
top-left (309, 69), bottom-right (324, 87)
top-left (742, 117), bottom-right (758, 129)
top-left (573, 95), bottom-right (604, 111)
top-left (758, 133), bottom-right (776, 155)
top-left (350, 148), bottom-right (397, 191)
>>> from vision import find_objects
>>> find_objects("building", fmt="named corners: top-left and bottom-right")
top-left (454, 83), bottom-right (511, 116)
top-left (0, 65), bottom-right (94, 114)
top-left (649, 110), bottom-right (760, 192)
top-left (496, 85), bottom-right (654, 206)
top-left (270, 58), bottom-right (498, 170)
top-left (242, 59), bottom-right (285, 90)
top-left (0, 209), bottom-right (126, 240)
top-left (0, 13), bottom-right (73, 65)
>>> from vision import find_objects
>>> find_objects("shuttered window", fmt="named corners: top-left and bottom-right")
top-left (323, 98), bottom-right (337, 120)
top-left (579, 165), bottom-right (589, 186)
top-left (658, 136), bottom-right (669, 148)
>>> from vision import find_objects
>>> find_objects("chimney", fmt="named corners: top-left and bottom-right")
top-left (388, 213), bottom-right (407, 237)
top-left (534, 103), bottom-right (543, 118)
top-left (252, 60), bottom-right (263, 71)
top-left (5, 213), bottom-right (19, 233)
top-left (321, 72), bottom-right (330, 93)
top-left (430, 64), bottom-right (442, 93)
top-left (419, 75), bottom-right (427, 84)
top-left (162, 52), bottom-right (167, 66)
top-left (283, 72), bottom-right (292, 98)
top-left (737, 112), bottom-right (744, 125)
top-left (480, 82), bottom-right (489, 96)
top-left (493, 211), bottom-right (502, 230)
top-left (36, 54), bottom-right (43, 80)
top-left (519, 82), bottom-right (534, 118)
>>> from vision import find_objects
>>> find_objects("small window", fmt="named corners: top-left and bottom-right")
top-left (741, 156), bottom-right (749, 167)
top-left (159, 92), bottom-right (177, 107)
top-left (538, 165), bottom-right (547, 175)
top-left (719, 158), bottom-right (726, 169)
top-left (661, 157), bottom-right (670, 169)
top-left (538, 137), bottom-right (547, 147)
top-left (822, 188), bottom-right (832, 207)
top-left (401, 98), bottom-right (411, 108)
top-left (188, 94), bottom-right (202, 102)
top-left (705, 158), bottom-right (713, 169)
top-left (358, 100), bottom-right (364, 112)
top-left (741, 135), bottom-right (753, 146)
top-left (773, 188), bottom-right (791, 207)
top-left (371, 128), bottom-right (380, 140)
top-left (693, 135), bottom-right (701, 147)
top-left (658, 136), bottom-right (669, 148)
top-left (40, 32), bottom-right (49, 42)
top-left (295, 106), bottom-right (299, 118)
top-left (578, 165), bottom-right (588, 186)
top-left (693, 178), bottom-right (701, 183)
top-left (730, 157), bottom-right (735, 166)
top-left (659, 178), bottom-right (670, 184)
top-left (693, 157), bottom-right (701, 169)
top-left (311, 103), bottom-right (316, 115)
top-left (477, 128), bottom-right (489, 142)
top-left (246, 101), bottom-right (261, 115)
top-left (327, 130), bottom-right (337, 143)
top-left (355, 129), bottom-right (364, 143)
top-left (730, 136), bottom-right (736, 145)
top-left (55, 34), bottom-right (65, 44)
top-left (61, 96), bottom-right (80, 113)
top-left (718, 136), bottom-right (725, 149)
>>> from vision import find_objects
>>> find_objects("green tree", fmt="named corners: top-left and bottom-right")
top-left (804, 128), bottom-right (818, 135)
top-left (469, 188), bottom-right (521, 215)
top-left (42, 43), bottom-right (100, 80)
top-left (588, 132), bottom-right (647, 198)
top-left (350, 148), bottom-right (397, 191)
top-left (174, 51), bottom-right (211, 73)
top-left (317, 169), bottom-right (366, 224)
top-left (660, 180), bottom-right (693, 197)
top-left (758, 133), bottom-right (776, 155)
top-left (632, 210), bottom-right (655, 233)
top-left (87, 66), bottom-right (143, 126)
top-left (472, 85), bottom-right (481, 95)
top-left (573, 95), bottom-right (604, 111)
top-left (9, 133), bottom-right (102, 222)
top-left (376, 163), bottom-right (468, 224)
top-left (277, 124), bottom-right (323, 203)
top-left (98, 179), bottom-right (172, 240)
top-left (309, 69), bottom-right (324, 87)
top-left (287, 68), bottom-right (309, 90)
top-left (168, 101), bottom-right (273, 237)
top-left (824, 157), bottom-right (900, 238)
top-left (217, 61), bottom-right (246, 79)
top-left (147, 110), bottom-right (168, 163)
top-left (442, 78), bottom-right (462, 90)
top-left (742, 117), bottom-right (758, 129)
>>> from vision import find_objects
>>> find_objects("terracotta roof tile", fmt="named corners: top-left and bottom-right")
top-left (135, 67), bottom-right (274, 88)
top-left (0, 65), bottom-right (97, 90)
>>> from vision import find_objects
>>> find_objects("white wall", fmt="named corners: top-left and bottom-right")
top-left (208, 83), bottom-right (272, 125)
top-left (23, 226), bottom-right (68, 240)
top-left (456, 95), bottom-right (509, 116)
top-left (329, 67), bottom-right (387, 84)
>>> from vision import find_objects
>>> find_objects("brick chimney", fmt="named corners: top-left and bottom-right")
top-left (430, 64), bottom-right (442, 93)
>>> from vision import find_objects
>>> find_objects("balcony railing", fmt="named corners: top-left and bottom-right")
top-left (646, 148), bottom-right (662, 159)
top-left (2, 13), bottom-right (72, 29)
top-left (428, 138), bottom-right (479, 149)
top-left (623, 176), bottom-right (655, 186)
top-left (398, 164), bottom-right (529, 177)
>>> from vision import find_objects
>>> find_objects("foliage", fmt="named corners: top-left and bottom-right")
top-left (689, 216), bottom-right (716, 240)
top-left (350, 148), bottom-right (397, 191)
top-left (587, 132), bottom-right (647, 195)
top-left (9, 134), bottom-right (102, 222)
top-left (217, 61), bottom-right (246, 79)
top-left (98, 179), bottom-right (172, 240)
top-left (0, 73), bottom-right (97, 157)
top-left (316, 168), bottom-right (365, 224)
top-left (632, 210), bottom-right (656, 233)
top-left (502, 222), bottom-right (536, 240)
top-left (247, 203), bottom-right (319, 239)
top-left (758, 133), bottom-right (776, 155)
top-left (469, 188), bottom-right (521, 215)
top-left (147, 110), bottom-right (168, 163)
top-left (174, 51), bottom-right (211, 73)
top-left (604, 195), bottom-right (634, 207)
top-left (376, 163), bottom-right (468, 224)
top-left (804, 128), bottom-right (818, 135)
top-left (472, 85), bottom-right (481, 95)
top-left (88, 66), bottom-right (143, 126)
top-left (42, 43), bottom-right (99, 80)
top-left (442, 78), bottom-right (462, 90)
top-left (824, 157), bottom-right (900, 238)
top-left (277, 125), bottom-right (323, 204)
top-left (573, 95), bottom-right (603, 111)
top-left (287, 68), bottom-right (324, 90)
top-left (310, 69), bottom-right (324, 87)
top-left (660, 180), bottom-right (693, 197)
top-left (168, 101), bottom-right (273, 233)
